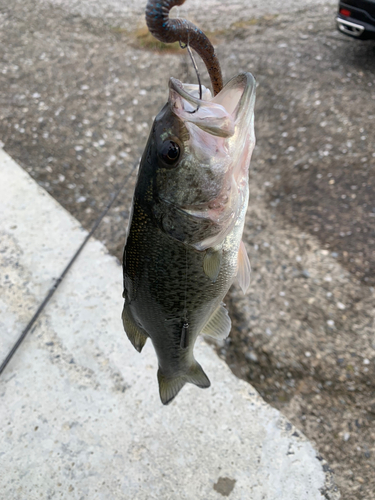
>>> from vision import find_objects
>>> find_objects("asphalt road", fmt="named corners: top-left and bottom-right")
top-left (0, 0), bottom-right (374, 498)
top-left (41, 0), bottom-right (338, 30)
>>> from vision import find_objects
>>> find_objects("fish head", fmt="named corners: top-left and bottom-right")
top-left (142, 73), bottom-right (256, 249)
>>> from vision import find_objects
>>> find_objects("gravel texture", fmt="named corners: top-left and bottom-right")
top-left (40, 0), bottom-right (337, 31)
top-left (0, 0), bottom-right (374, 498)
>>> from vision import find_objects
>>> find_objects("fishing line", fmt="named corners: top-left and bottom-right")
top-left (0, 157), bottom-right (140, 376)
top-left (187, 45), bottom-right (202, 102)
top-left (183, 246), bottom-right (188, 322)
top-left (180, 245), bottom-right (189, 349)
top-left (179, 35), bottom-right (202, 113)
top-left (178, 32), bottom-right (199, 349)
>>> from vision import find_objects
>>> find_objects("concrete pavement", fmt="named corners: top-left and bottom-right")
top-left (0, 149), bottom-right (339, 499)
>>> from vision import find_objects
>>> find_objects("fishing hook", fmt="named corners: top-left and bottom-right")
top-left (179, 38), bottom-right (202, 113)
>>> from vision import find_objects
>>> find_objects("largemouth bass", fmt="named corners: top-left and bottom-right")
top-left (122, 73), bottom-right (256, 404)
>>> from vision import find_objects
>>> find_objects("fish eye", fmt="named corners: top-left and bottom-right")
top-left (159, 140), bottom-right (181, 167)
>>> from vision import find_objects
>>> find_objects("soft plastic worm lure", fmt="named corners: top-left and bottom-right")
top-left (145, 0), bottom-right (223, 95)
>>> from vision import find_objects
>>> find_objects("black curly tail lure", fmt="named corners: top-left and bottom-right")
top-left (145, 0), bottom-right (223, 96)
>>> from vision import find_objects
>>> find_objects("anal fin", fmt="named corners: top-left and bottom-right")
top-left (201, 303), bottom-right (231, 340)
top-left (157, 361), bottom-right (211, 405)
top-left (122, 304), bottom-right (148, 353)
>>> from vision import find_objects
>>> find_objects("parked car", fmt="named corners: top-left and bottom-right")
top-left (336, 0), bottom-right (375, 38)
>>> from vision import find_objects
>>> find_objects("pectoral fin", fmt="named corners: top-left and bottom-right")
top-left (122, 304), bottom-right (148, 353)
top-left (203, 247), bottom-right (222, 281)
top-left (201, 303), bottom-right (231, 340)
top-left (237, 240), bottom-right (251, 293)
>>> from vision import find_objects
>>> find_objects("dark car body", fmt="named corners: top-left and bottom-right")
top-left (336, 0), bottom-right (375, 38)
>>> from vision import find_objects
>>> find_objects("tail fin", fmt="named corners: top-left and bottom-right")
top-left (157, 361), bottom-right (211, 405)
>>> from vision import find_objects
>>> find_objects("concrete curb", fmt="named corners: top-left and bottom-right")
top-left (0, 151), bottom-right (340, 499)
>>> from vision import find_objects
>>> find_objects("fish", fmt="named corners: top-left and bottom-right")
top-left (122, 72), bottom-right (256, 405)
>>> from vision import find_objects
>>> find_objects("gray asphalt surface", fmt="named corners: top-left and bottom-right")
top-left (0, 0), bottom-right (374, 498)
top-left (41, 0), bottom-right (337, 30)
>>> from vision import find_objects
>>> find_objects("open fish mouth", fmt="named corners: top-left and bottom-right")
top-left (160, 73), bottom-right (256, 252)
top-left (169, 72), bottom-right (256, 139)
